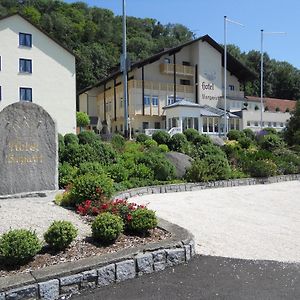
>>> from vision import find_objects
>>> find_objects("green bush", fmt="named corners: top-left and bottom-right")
top-left (238, 137), bottom-right (252, 149)
top-left (130, 163), bottom-right (154, 180)
top-left (76, 111), bottom-right (90, 128)
top-left (262, 127), bottom-right (278, 135)
top-left (77, 162), bottom-right (105, 176)
top-left (191, 143), bottom-right (226, 160)
top-left (0, 229), bottom-right (41, 266)
top-left (62, 143), bottom-right (98, 167)
top-left (44, 221), bottom-right (78, 251)
top-left (158, 144), bottom-right (169, 152)
top-left (106, 163), bottom-right (129, 182)
top-left (136, 133), bottom-right (150, 143)
top-left (193, 134), bottom-right (212, 146)
top-left (227, 130), bottom-right (245, 141)
top-left (54, 190), bottom-right (73, 207)
top-left (92, 213), bottom-right (124, 243)
top-left (247, 159), bottom-right (277, 177)
top-left (259, 134), bottom-right (284, 151)
top-left (78, 131), bottom-right (99, 145)
top-left (168, 133), bottom-right (187, 152)
top-left (64, 133), bottom-right (79, 145)
top-left (70, 173), bottom-right (114, 205)
top-left (273, 149), bottom-right (300, 174)
top-left (111, 134), bottom-right (125, 152)
top-left (152, 130), bottom-right (170, 145)
top-left (243, 128), bottom-right (255, 140)
top-left (183, 128), bottom-right (199, 143)
top-left (91, 141), bottom-right (118, 165)
top-left (144, 139), bottom-right (158, 148)
top-left (186, 155), bottom-right (231, 182)
top-left (58, 162), bottom-right (78, 188)
top-left (58, 133), bottom-right (65, 162)
top-left (127, 208), bottom-right (158, 234)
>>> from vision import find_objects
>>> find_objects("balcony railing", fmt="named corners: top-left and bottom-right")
top-left (160, 63), bottom-right (194, 77)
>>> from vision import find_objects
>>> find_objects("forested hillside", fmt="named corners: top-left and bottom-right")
top-left (1, 0), bottom-right (299, 100)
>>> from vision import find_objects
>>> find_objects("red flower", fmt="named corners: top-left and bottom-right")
top-left (126, 214), bottom-right (132, 221)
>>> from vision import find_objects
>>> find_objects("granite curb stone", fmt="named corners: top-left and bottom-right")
top-left (38, 280), bottom-right (59, 300)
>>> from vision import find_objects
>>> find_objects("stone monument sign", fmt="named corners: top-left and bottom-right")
top-left (0, 102), bottom-right (58, 195)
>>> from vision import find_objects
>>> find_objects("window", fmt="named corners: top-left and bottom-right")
top-left (19, 59), bottom-right (32, 73)
top-left (152, 96), bottom-right (159, 106)
top-left (254, 121), bottom-right (258, 127)
top-left (144, 95), bottom-right (150, 106)
top-left (180, 79), bottom-right (191, 86)
top-left (20, 87), bottom-right (32, 101)
top-left (154, 122), bottom-right (160, 129)
top-left (142, 122), bottom-right (149, 130)
top-left (247, 121), bottom-right (250, 126)
top-left (229, 85), bottom-right (235, 91)
top-left (280, 122), bottom-right (284, 127)
top-left (19, 33), bottom-right (32, 47)
top-left (164, 57), bottom-right (171, 64)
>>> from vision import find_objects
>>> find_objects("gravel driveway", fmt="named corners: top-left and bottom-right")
top-left (133, 181), bottom-right (300, 263)
top-left (0, 192), bottom-right (91, 240)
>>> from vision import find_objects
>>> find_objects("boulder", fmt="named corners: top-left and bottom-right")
top-left (210, 136), bottom-right (225, 146)
top-left (165, 152), bottom-right (193, 178)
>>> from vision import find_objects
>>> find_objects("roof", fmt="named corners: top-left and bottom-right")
top-left (78, 34), bottom-right (256, 95)
top-left (0, 13), bottom-right (75, 57)
top-left (246, 96), bottom-right (297, 112)
top-left (163, 100), bottom-right (202, 109)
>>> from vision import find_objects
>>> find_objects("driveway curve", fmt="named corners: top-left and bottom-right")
top-left (132, 181), bottom-right (300, 263)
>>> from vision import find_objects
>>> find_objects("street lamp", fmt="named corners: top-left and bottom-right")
top-left (260, 30), bottom-right (286, 129)
top-left (121, 0), bottom-right (129, 138)
top-left (224, 16), bottom-right (244, 136)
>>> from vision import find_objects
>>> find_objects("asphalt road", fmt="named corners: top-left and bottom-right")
top-left (72, 255), bottom-right (300, 300)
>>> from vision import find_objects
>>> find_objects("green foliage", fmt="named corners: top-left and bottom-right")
top-left (168, 133), bottom-right (187, 152)
top-left (186, 155), bottom-right (231, 182)
top-left (136, 133), bottom-right (150, 143)
top-left (44, 221), bottom-right (78, 251)
top-left (193, 134), bottom-right (212, 146)
top-left (92, 213), bottom-right (124, 243)
top-left (191, 144), bottom-right (227, 160)
top-left (76, 112), bottom-right (90, 128)
top-left (77, 162), bottom-right (105, 176)
top-left (91, 141), bottom-right (118, 165)
top-left (0, 229), bottom-right (41, 266)
top-left (70, 173), bottom-right (114, 205)
top-left (284, 100), bottom-right (300, 145)
top-left (78, 131), bottom-right (99, 144)
top-left (58, 133), bottom-right (65, 161)
top-left (58, 162), bottom-right (78, 188)
top-left (127, 209), bottom-right (158, 234)
top-left (55, 191), bottom-right (73, 207)
top-left (246, 159), bottom-right (277, 178)
top-left (262, 127), bottom-right (278, 135)
top-left (227, 130), bottom-right (245, 141)
top-left (259, 134), bottom-right (284, 151)
top-left (183, 128), bottom-right (199, 143)
top-left (64, 133), bottom-right (79, 145)
top-left (106, 163), bottom-right (129, 183)
top-left (238, 137), bottom-right (252, 149)
top-left (152, 131), bottom-right (170, 145)
top-left (158, 144), bottom-right (169, 152)
top-left (111, 134), bottom-right (125, 152)
top-left (242, 128), bottom-right (256, 140)
top-left (62, 143), bottom-right (98, 167)
top-left (144, 139), bottom-right (158, 148)
top-left (273, 149), bottom-right (300, 174)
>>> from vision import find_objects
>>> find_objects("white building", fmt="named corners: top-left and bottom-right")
top-left (0, 13), bottom-right (76, 134)
top-left (78, 34), bottom-right (294, 136)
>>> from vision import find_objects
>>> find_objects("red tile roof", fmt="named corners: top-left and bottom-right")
top-left (246, 96), bottom-right (297, 112)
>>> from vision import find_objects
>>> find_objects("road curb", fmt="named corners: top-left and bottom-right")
top-left (0, 219), bottom-right (195, 299)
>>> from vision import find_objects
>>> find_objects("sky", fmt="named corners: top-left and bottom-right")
top-left (65, 0), bottom-right (300, 69)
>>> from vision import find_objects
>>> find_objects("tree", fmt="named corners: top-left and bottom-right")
top-left (76, 112), bottom-right (90, 129)
top-left (284, 100), bottom-right (300, 145)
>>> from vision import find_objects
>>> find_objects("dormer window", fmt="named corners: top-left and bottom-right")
top-left (229, 85), bottom-right (235, 91)
top-left (19, 33), bottom-right (32, 47)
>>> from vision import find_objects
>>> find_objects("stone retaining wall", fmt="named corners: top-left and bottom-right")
top-left (113, 174), bottom-right (300, 200)
top-left (0, 219), bottom-right (195, 300)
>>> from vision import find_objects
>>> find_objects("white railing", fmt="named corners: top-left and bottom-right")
top-left (168, 127), bottom-right (182, 136)
top-left (144, 127), bottom-right (182, 137)
top-left (144, 128), bottom-right (167, 136)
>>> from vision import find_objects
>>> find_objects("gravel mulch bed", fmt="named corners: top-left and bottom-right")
top-left (0, 228), bottom-right (171, 277)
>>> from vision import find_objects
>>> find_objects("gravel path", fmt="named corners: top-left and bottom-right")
top-left (132, 181), bottom-right (300, 263)
top-left (0, 192), bottom-right (91, 240)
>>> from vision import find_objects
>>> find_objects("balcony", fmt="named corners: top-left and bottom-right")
top-left (160, 63), bottom-right (194, 77)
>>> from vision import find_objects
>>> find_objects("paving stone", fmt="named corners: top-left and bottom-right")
top-left (38, 279), bottom-right (59, 300)
top-left (60, 284), bottom-right (79, 295)
top-left (136, 253), bottom-right (154, 275)
top-left (166, 248), bottom-right (185, 267)
top-left (152, 250), bottom-right (166, 271)
top-left (6, 284), bottom-right (37, 300)
top-left (184, 245), bottom-right (191, 261)
top-left (60, 274), bottom-right (82, 286)
top-left (116, 260), bottom-right (136, 282)
top-left (97, 264), bottom-right (115, 286)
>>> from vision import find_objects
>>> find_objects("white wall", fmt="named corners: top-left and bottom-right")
top-left (0, 15), bottom-right (76, 134)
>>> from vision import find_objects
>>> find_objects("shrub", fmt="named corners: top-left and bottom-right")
top-left (70, 173), bottom-right (114, 206)
top-left (62, 143), bottom-right (98, 167)
top-left (111, 134), bottom-right (125, 152)
top-left (136, 133), bottom-right (150, 143)
top-left (64, 133), bottom-right (79, 146)
top-left (193, 134), bottom-right (212, 146)
top-left (106, 163), bottom-right (129, 182)
top-left (183, 128), bottom-right (199, 143)
top-left (186, 155), bottom-right (231, 182)
top-left (44, 221), bottom-right (77, 251)
top-left (76, 111), bottom-right (90, 128)
top-left (262, 127), bottom-right (278, 135)
top-left (243, 128), bottom-right (255, 140)
top-left (58, 134), bottom-right (65, 161)
top-left (152, 130), bottom-right (170, 145)
top-left (130, 163), bottom-right (154, 180)
top-left (247, 159), bottom-right (277, 177)
top-left (227, 130), bottom-right (245, 141)
top-left (168, 133), bottom-right (187, 152)
top-left (144, 139), bottom-right (158, 148)
top-left (0, 229), bottom-right (41, 266)
top-left (158, 144), bottom-right (169, 152)
top-left (238, 137), bottom-right (252, 149)
top-left (54, 190), bottom-right (73, 207)
top-left (273, 149), bottom-right (300, 174)
top-left (77, 162), bottom-right (105, 176)
top-left (91, 141), bottom-right (118, 165)
top-left (127, 208), bottom-right (158, 234)
top-left (191, 144), bottom-right (226, 160)
top-left (58, 163), bottom-right (78, 188)
top-left (78, 131), bottom-right (99, 145)
top-left (259, 134), bottom-right (284, 151)
top-left (91, 213), bottom-right (124, 243)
